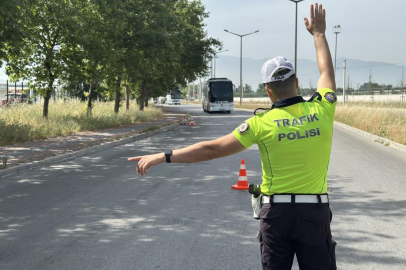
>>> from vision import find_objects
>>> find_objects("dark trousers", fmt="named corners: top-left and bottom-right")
top-left (258, 202), bottom-right (337, 270)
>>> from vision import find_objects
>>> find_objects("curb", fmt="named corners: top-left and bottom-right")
top-left (0, 123), bottom-right (179, 179)
top-left (334, 121), bottom-right (406, 154)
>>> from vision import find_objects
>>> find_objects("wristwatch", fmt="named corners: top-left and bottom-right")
top-left (164, 149), bottom-right (173, 163)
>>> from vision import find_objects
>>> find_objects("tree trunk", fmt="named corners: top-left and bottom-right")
top-left (43, 89), bottom-right (52, 118)
top-left (87, 81), bottom-right (93, 116)
top-left (114, 79), bottom-right (121, 113)
top-left (43, 80), bottom-right (53, 118)
top-left (125, 85), bottom-right (130, 111)
top-left (145, 86), bottom-right (149, 108)
top-left (139, 80), bottom-right (146, 111)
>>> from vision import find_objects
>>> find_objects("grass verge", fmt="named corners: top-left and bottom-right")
top-left (335, 103), bottom-right (406, 145)
top-left (0, 100), bottom-right (163, 146)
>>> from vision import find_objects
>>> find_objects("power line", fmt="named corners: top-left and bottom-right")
top-left (346, 61), bottom-right (406, 70)
top-left (299, 61), bottom-right (406, 77)
top-left (299, 71), bottom-right (320, 77)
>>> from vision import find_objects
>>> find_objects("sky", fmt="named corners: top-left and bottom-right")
top-left (1, 0), bottom-right (405, 84)
top-left (201, 0), bottom-right (406, 64)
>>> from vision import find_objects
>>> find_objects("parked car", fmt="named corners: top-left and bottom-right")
top-left (1, 93), bottom-right (29, 106)
top-left (158, 97), bottom-right (166, 104)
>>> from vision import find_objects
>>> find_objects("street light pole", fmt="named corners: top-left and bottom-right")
top-left (333, 25), bottom-right (341, 77)
top-left (343, 58), bottom-right (346, 104)
top-left (213, 49), bottom-right (228, 78)
top-left (289, 0), bottom-right (304, 76)
top-left (224, 29), bottom-right (259, 105)
top-left (210, 59), bottom-right (214, 78)
top-left (240, 36), bottom-right (243, 103)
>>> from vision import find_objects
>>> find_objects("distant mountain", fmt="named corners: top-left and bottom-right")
top-left (213, 56), bottom-right (405, 91)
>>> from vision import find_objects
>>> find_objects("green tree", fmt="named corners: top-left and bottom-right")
top-left (4, 0), bottom-right (88, 118)
top-left (3, 0), bottom-right (220, 115)
top-left (244, 84), bottom-right (253, 93)
top-left (62, 0), bottom-right (112, 115)
top-left (0, 0), bottom-right (22, 66)
top-left (256, 83), bottom-right (267, 96)
top-left (130, 0), bottom-right (220, 110)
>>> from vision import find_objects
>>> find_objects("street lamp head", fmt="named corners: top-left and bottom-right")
top-left (289, 0), bottom-right (304, 3)
top-left (215, 49), bottom-right (228, 55)
top-left (333, 25), bottom-right (341, 34)
top-left (224, 29), bottom-right (229, 32)
top-left (255, 30), bottom-right (259, 33)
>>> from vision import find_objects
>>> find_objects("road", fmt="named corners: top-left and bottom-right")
top-left (1, 104), bottom-right (405, 270)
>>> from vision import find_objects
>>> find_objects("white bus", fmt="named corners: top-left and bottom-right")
top-left (166, 89), bottom-right (181, 105)
top-left (202, 78), bottom-right (234, 113)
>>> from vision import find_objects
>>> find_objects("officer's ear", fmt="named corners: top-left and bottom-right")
top-left (295, 78), bottom-right (299, 90)
top-left (265, 84), bottom-right (273, 98)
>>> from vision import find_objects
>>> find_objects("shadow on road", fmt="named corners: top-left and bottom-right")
top-left (328, 174), bottom-right (406, 267)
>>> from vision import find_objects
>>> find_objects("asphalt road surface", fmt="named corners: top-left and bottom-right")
top-left (1, 104), bottom-right (405, 270)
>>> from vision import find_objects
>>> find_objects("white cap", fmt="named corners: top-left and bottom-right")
top-left (261, 56), bottom-right (295, 83)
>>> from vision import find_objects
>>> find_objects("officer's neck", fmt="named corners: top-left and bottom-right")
top-left (271, 93), bottom-right (298, 104)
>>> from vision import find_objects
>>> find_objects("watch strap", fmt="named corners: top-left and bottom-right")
top-left (165, 150), bottom-right (172, 163)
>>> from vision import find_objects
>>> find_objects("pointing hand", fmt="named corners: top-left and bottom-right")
top-left (128, 153), bottom-right (165, 176)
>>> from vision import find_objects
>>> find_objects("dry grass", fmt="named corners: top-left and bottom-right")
top-left (335, 103), bottom-right (406, 145)
top-left (0, 100), bottom-right (163, 146)
top-left (235, 101), bottom-right (273, 110)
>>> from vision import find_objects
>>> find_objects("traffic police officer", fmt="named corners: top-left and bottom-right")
top-left (129, 3), bottom-right (336, 269)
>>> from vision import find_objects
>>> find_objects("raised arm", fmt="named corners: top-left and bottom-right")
top-left (304, 3), bottom-right (336, 92)
top-left (128, 133), bottom-right (246, 176)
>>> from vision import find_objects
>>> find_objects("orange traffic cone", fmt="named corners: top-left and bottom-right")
top-left (189, 117), bottom-right (195, 126)
top-left (232, 159), bottom-right (249, 190)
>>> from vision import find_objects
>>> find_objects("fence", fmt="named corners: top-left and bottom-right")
top-left (0, 81), bottom-right (68, 106)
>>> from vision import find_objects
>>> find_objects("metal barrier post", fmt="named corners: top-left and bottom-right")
top-left (6, 80), bottom-right (9, 104)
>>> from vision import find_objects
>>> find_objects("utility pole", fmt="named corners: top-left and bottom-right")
top-left (343, 58), bottom-right (346, 104)
top-left (214, 57), bottom-right (216, 78)
top-left (401, 65), bottom-right (405, 103)
top-left (241, 79), bottom-right (244, 101)
top-left (199, 78), bottom-right (202, 102)
top-left (369, 69), bottom-right (374, 103)
top-left (309, 78), bottom-right (313, 95)
top-left (6, 80), bottom-right (9, 104)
